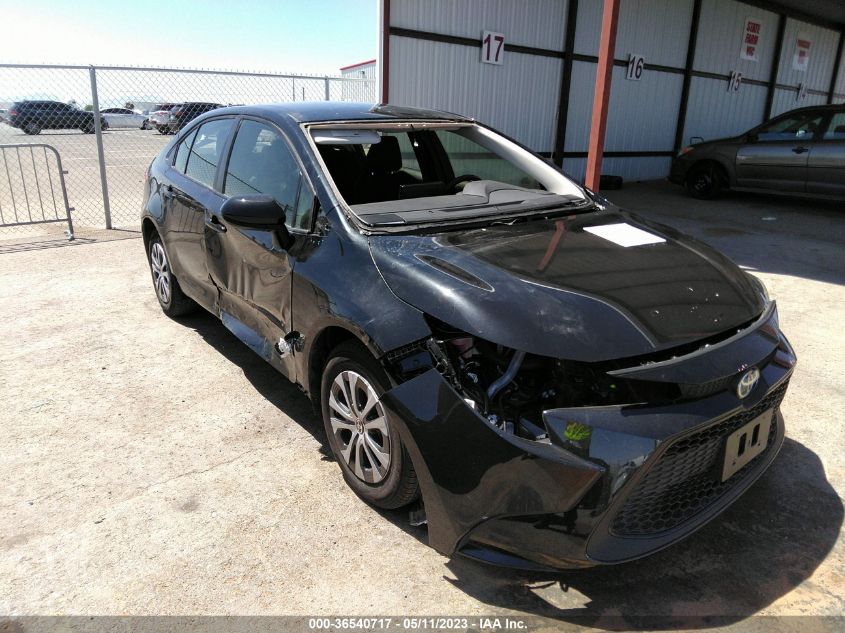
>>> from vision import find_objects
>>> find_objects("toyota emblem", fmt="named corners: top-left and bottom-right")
top-left (737, 368), bottom-right (760, 399)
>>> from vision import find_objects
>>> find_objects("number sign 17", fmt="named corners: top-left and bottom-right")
top-left (626, 54), bottom-right (645, 80)
top-left (481, 31), bottom-right (505, 65)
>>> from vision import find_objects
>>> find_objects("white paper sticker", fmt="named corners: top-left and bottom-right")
top-left (584, 223), bottom-right (666, 247)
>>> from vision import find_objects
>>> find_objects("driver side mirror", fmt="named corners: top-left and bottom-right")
top-left (220, 194), bottom-right (294, 249)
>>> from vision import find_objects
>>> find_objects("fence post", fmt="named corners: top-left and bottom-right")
top-left (324, 77), bottom-right (330, 101)
top-left (89, 65), bottom-right (112, 229)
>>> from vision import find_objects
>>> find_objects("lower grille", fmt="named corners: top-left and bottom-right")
top-left (611, 380), bottom-right (789, 536)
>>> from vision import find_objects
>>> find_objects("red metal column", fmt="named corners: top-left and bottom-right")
top-left (584, 0), bottom-right (621, 191)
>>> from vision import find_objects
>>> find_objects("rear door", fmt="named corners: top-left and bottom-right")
top-left (806, 110), bottom-right (845, 196)
top-left (204, 117), bottom-right (316, 380)
top-left (160, 117), bottom-right (235, 309)
top-left (735, 110), bottom-right (825, 191)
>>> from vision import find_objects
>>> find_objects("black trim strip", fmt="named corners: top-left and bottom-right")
top-left (553, 0), bottom-right (579, 166)
top-left (766, 15), bottom-right (788, 119)
top-left (675, 0), bottom-right (703, 154)
top-left (561, 150), bottom-right (675, 158)
top-left (829, 32), bottom-right (844, 104)
top-left (389, 27), bottom-right (564, 59)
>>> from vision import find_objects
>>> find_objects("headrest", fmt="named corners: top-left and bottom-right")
top-left (366, 135), bottom-right (402, 174)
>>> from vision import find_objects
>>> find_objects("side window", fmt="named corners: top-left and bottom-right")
top-left (755, 113), bottom-right (823, 142)
top-left (184, 118), bottom-right (234, 188)
top-left (173, 128), bottom-right (198, 173)
top-left (822, 112), bottom-right (845, 141)
top-left (224, 120), bottom-right (310, 228)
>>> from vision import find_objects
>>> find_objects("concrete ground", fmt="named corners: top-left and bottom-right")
top-left (0, 181), bottom-right (843, 628)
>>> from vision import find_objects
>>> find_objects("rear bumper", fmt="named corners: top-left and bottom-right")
top-left (380, 304), bottom-right (795, 569)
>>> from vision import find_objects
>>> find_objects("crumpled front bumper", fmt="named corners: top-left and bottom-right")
top-left (379, 303), bottom-right (795, 570)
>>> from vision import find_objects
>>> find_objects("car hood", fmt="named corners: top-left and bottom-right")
top-left (368, 207), bottom-right (765, 362)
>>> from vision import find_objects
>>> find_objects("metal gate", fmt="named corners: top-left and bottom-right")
top-left (0, 144), bottom-right (74, 239)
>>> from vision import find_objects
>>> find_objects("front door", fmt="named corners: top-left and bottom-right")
top-left (204, 118), bottom-right (315, 381)
top-left (735, 110), bottom-right (824, 192)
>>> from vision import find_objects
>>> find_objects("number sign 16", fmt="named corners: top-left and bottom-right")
top-left (626, 54), bottom-right (645, 80)
top-left (481, 31), bottom-right (505, 65)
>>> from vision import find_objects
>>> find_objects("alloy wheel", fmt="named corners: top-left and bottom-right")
top-left (149, 242), bottom-right (171, 305)
top-left (328, 370), bottom-right (391, 484)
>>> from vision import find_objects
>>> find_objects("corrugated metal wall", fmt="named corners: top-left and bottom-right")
top-left (386, 0), bottom-right (845, 183)
top-left (388, 0), bottom-right (567, 153)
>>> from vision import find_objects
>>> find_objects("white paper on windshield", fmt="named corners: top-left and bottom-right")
top-left (584, 223), bottom-right (666, 247)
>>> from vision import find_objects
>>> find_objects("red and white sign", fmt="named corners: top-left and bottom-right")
top-left (793, 32), bottom-right (811, 71)
top-left (740, 17), bottom-right (762, 62)
top-left (481, 31), bottom-right (505, 65)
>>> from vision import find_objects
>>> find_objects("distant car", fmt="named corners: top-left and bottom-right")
top-left (671, 104), bottom-right (845, 199)
top-left (6, 100), bottom-right (105, 135)
top-left (167, 102), bottom-right (224, 132)
top-left (101, 107), bottom-right (148, 129)
top-left (148, 103), bottom-right (179, 134)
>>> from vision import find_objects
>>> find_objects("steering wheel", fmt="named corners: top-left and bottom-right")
top-left (447, 174), bottom-right (481, 193)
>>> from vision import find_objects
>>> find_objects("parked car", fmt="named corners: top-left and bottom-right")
top-left (101, 107), bottom-right (148, 129)
top-left (141, 103), bottom-right (795, 570)
top-left (671, 104), bottom-right (845, 199)
top-left (148, 103), bottom-right (178, 134)
top-left (6, 100), bottom-right (105, 135)
top-left (167, 102), bottom-right (224, 132)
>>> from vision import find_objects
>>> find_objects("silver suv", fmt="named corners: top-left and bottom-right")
top-left (671, 104), bottom-right (845, 199)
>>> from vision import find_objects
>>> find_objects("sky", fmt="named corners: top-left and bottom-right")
top-left (0, 0), bottom-right (378, 75)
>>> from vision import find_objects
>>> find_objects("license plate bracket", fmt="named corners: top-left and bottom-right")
top-left (721, 409), bottom-right (773, 481)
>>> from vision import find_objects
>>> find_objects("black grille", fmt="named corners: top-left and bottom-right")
top-left (611, 381), bottom-right (789, 536)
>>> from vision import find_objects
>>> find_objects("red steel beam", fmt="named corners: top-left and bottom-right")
top-left (584, 0), bottom-right (621, 191)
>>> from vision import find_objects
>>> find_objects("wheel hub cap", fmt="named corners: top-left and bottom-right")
top-left (328, 370), bottom-right (391, 484)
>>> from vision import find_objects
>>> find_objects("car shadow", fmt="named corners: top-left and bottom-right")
top-left (177, 311), bottom-right (840, 627)
top-left (181, 310), bottom-right (330, 457)
top-left (439, 437), bottom-right (841, 628)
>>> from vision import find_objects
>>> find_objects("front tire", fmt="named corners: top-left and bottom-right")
top-left (686, 163), bottom-right (725, 200)
top-left (321, 341), bottom-right (419, 509)
top-left (147, 233), bottom-right (197, 317)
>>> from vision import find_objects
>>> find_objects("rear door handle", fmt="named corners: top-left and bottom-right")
top-left (205, 215), bottom-right (227, 233)
top-left (792, 146), bottom-right (810, 154)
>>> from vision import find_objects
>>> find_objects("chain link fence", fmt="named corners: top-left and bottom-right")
top-left (0, 64), bottom-right (376, 235)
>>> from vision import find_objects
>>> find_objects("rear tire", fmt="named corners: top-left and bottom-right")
top-left (23, 122), bottom-right (41, 135)
top-left (686, 163), bottom-right (725, 200)
top-left (320, 340), bottom-right (419, 510)
top-left (147, 233), bottom-right (197, 317)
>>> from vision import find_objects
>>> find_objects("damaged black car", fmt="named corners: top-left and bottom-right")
top-left (141, 103), bottom-right (795, 570)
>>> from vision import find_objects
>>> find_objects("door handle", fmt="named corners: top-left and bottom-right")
top-left (792, 146), bottom-right (810, 154)
top-left (205, 215), bottom-right (227, 233)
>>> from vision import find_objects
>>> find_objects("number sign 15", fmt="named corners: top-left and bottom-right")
top-left (626, 54), bottom-right (645, 80)
top-left (481, 31), bottom-right (505, 65)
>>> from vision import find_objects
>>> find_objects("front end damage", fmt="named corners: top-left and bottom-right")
top-left (379, 303), bottom-right (795, 570)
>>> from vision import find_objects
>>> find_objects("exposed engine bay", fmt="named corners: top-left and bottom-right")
top-left (388, 316), bottom-right (682, 443)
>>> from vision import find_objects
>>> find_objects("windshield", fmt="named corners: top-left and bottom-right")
top-left (311, 123), bottom-right (587, 226)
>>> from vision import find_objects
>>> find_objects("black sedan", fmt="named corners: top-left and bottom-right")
top-left (141, 102), bottom-right (795, 570)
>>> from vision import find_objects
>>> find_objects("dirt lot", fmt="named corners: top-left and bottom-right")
top-left (0, 181), bottom-right (843, 627)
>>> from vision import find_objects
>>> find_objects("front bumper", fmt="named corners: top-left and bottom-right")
top-left (380, 303), bottom-right (795, 569)
top-left (669, 155), bottom-right (693, 185)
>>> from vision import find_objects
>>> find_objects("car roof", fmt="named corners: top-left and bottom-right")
top-left (204, 102), bottom-right (473, 125)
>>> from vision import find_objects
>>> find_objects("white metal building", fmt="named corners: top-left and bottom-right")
top-left (377, 0), bottom-right (845, 183)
